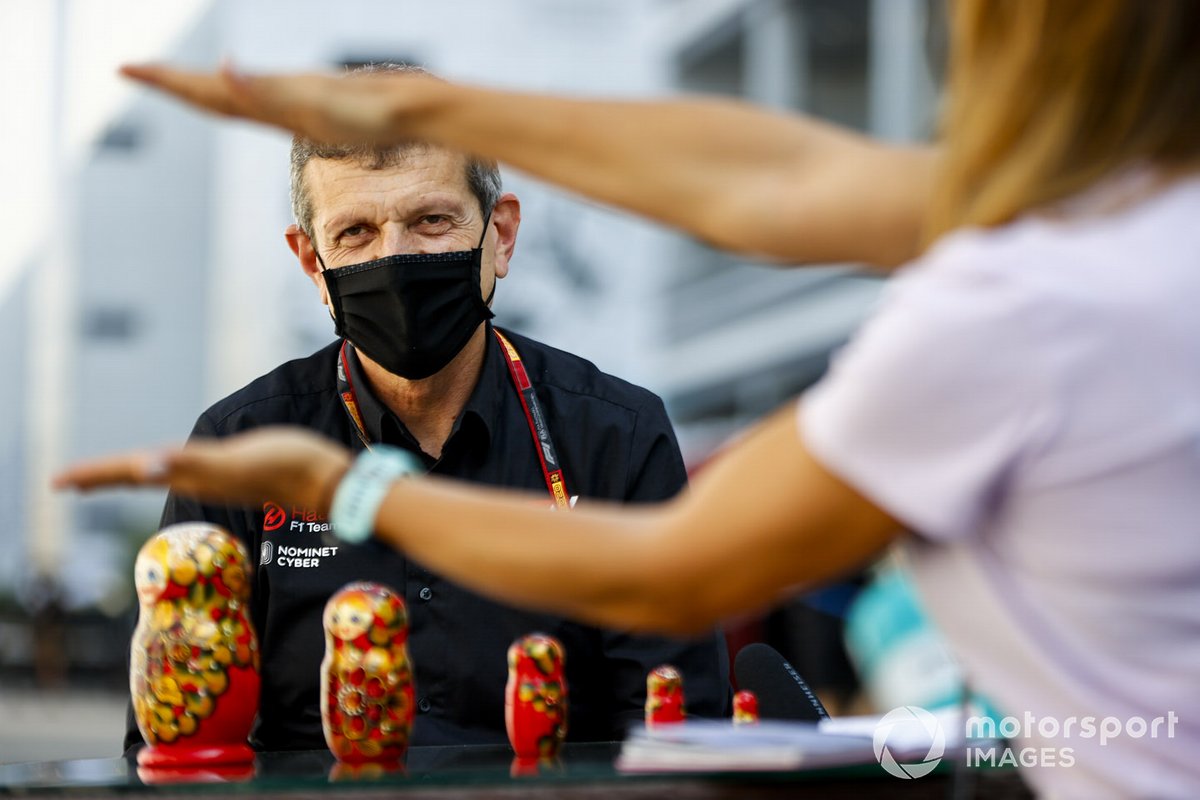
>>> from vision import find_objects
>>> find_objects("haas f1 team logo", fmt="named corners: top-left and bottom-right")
top-left (262, 502), bottom-right (287, 532)
top-left (261, 501), bottom-right (332, 534)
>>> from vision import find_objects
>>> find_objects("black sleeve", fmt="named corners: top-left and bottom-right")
top-left (596, 397), bottom-right (731, 736)
top-left (124, 411), bottom-right (246, 756)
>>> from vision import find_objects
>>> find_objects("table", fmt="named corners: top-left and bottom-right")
top-left (0, 743), bottom-right (1031, 798)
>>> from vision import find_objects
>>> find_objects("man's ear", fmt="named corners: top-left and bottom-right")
top-left (286, 224), bottom-right (331, 305)
top-left (489, 193), bottom-right (521, 280)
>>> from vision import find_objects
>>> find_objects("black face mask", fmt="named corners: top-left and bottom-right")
top-left (319, 219), bottom-right (495, 380)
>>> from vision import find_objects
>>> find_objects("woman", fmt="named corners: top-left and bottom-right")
top-left (58, 2), bottom-right (1200, 795)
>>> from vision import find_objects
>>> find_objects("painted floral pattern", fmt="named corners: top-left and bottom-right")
top-left (321, 582), bottom-right (413, 763)
top-left (131, 524), bottom-right (259, 749)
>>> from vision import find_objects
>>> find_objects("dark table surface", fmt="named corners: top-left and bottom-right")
top-left (0, 743), bottom-right (1032, 799)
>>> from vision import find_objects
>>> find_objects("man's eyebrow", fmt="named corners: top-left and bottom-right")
top-left (321, 209), bottom-right (370, 237)
top-left (407, 197), bottom-right (469, 218)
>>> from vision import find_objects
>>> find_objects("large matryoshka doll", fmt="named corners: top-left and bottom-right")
top-left (645, 664), bottom-right (686, 727)
top-left (321, 582), bottom-right (414, 765)
top-left (132, 523), bottom-right (260, 768)
top-left (505, 633), bottom-right (568, 761)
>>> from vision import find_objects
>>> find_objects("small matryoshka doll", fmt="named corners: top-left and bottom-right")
top-left (645, 664), bottom-right (686, 727)
top-left (733, 690), bottom-right (760, 725)
top-left (505, 633), bottom-right (568, 761)
top-left (321, 582), bottom-right (414, 764)
top-left (131, 523), bottom-right (260, 768)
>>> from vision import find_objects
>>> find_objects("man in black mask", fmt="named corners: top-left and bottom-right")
top-left (124, 71), bottom-right (730, 755)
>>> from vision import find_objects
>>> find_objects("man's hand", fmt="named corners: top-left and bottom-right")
top-left (120, 63), bottom-right (434, 145)
top-left (54, 427), bottom-right (354, 514)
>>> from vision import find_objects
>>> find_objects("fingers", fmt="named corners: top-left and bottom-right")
top-left (52, 451), bottom-right (173, 491)
top-left (225, 71), bottom-right (361, 143)
top-left (120, 62), bottom-right (327, 139)
top-left (157, 445), bottom-right (256, 505)
top-left (120, 64), bottom-right (248, 118)
top-left (55, 445), bottom-right (262, 507)
top-left (53, 428), bottom-right (353, 510)
top-left (119, 61), bottom-right (413, 145)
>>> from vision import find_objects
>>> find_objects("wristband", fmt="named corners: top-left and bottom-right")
top-left (330, 446), bottom-right (422, 544)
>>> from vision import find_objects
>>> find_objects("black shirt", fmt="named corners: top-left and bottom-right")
top-left (127, 326), bottom-right (729, 752)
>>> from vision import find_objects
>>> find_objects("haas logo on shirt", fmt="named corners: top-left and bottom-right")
top-left (263, 502), bottom-right (287, 532)
top-left (260, 502), bottom-right (332, 534)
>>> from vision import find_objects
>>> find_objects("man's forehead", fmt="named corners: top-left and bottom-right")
top-left (304, 146), bottom-right (471, 192)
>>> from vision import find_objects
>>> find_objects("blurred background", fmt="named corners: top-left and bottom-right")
top-left (0, 0), bottom-right (942, 764)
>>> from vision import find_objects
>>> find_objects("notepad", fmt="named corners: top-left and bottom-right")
top-left (616, 710), bottom-right (966, 774)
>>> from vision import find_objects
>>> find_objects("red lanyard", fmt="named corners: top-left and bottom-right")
top-left (336, 330), bottom-right (572, 510)
top-left (492, 330), bottom-right (571, 510)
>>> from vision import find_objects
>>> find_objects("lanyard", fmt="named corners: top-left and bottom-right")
top-left (335, 329), bottom-right (572, 510)
top-left (492, 329), bottom-right (571, 510)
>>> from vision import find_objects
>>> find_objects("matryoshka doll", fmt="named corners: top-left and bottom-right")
top-left (733, 689), bottom-right (760, 725)
top-left (131, 523), bottom-right (260, 768)
top-left (321, 582), bottom-right (414, 765)
top-left (645, 664), bottom-right (686, 727)
top-left (505, 633), bottom-right (568, 761)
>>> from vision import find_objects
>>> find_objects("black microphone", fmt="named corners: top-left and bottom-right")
top-left (734, 643), bottom-right (830, 722)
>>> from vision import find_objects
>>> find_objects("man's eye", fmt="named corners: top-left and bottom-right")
top-left (419, 215), bottom-right (448, 226)
top-left (339, 225), bottom-right (367, 239)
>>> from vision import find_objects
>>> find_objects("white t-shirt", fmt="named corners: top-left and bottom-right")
top-left (802, 173), bottom-right (1200, 798)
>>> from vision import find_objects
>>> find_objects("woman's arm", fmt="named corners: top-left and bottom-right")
top-left (121, 65), bottom-right (934, 268)
top-left (372, 406), bottom-right (899, 634)
top-left (54, 408), bottom-right (901, 635)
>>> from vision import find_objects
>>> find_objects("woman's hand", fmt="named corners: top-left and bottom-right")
top-left (54, 427), bottom-right (354, 514)
top-left (120, 62), bottom-right (436, 145)
top-left (119, 62), bottom-right (930, 268)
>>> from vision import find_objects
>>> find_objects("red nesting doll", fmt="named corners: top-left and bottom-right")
top-left (733, 689), bottom-right (760, 725)
top-left (505, 633), bottom-right (568, 760)
top-left (645, 664), bottom-right (686, 727)
top-left (321, 582), bottom-right (414, 765)
top-left (131, 523), bottom-right (260, 768)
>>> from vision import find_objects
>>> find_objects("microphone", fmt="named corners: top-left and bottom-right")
top-left (734, 643), bottom-right (830, 722)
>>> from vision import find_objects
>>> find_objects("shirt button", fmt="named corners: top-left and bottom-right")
top-left (418, 697), bottom-right (431, 713)
top-left (419, 587), bottom-right (433, 601)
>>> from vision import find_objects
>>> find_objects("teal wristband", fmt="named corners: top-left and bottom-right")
top-left (330, 446), bottom-right (422, 544)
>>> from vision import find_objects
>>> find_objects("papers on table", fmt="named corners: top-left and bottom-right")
top-left (616, 709), bottom-right (967, 774)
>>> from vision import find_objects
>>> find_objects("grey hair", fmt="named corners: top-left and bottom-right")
top-left (288, 62), bottom-right (502, 242)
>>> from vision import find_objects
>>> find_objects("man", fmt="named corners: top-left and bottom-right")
top-left (124, 79), bottom-right (729, 754)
